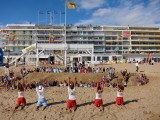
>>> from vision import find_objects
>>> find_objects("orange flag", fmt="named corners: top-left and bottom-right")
top-left (9, 33), bottom-right (15, 41)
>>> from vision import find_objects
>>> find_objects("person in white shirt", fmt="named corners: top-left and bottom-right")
top-left (5, 62), bottom-right (9, 75)
top-left (36, 84), bottom-right (47, 111)
top-left (94, 83), bottom-right (104, 111)
top-left (135, 61), bottom-right (139, 72)
top-left (66, 77), bottom-right (77, 111)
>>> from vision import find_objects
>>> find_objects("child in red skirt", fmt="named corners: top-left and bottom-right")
top-left (116, 84), bottom-right (126, 109)
top-left (15, 77), bottom-right (26, 110)
top-left (94, 82), bottom-right (104, 111)
top-left (66, 77), bottom-right (77, 112)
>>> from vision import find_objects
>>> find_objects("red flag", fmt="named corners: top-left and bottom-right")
top-left (123, 31), bottom-right (131, 38)
top-left (147, 52), bottom-right (152, 62)
top-left (2, 30), bottom-right (8, 35)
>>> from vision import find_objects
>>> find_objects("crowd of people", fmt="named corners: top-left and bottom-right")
top-left (0, 66), bottom-right (149, 91)
top-left (135, 73), bottom-right (149, 86)
top-left (0, 75), bottom-right (117, 91)
top-left (17, 66), bottom-right (116, 74)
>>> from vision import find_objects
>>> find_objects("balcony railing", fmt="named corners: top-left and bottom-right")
top-left (6, 44), bottom-right (30, 46)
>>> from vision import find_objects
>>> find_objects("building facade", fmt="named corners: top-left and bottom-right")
top-left (0, 24), bottom-right (160, 64)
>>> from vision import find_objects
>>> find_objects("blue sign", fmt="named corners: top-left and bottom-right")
top-left (115, 47), bottom-right (119, 51)
top-left (0, 48), bottom-right (3, 66)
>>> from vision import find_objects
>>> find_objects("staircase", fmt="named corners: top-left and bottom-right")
top-left (56, 54), bottom-right (64, 64)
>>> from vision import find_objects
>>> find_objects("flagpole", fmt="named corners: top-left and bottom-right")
top-left (64, 0), bottom-right (67, 66)
top-left (60, 10), bottom-right (61, 25)
top-left (46, 11), bottom-right (47, 25)
top-left (122, 31), bottom-right (123, 59)
top-left (34, 33), bottom-right (39, 67)
top-left (38, 10), bottom-right (39, 25)
top-left (53, 11), bottom-right (54, 25)
top-left (65, 0), bottom-right (67, 44)
top-left (50, 12), bottom-right (53, 25)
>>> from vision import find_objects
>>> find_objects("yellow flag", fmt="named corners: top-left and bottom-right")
top-left (49, 34), bottom-right (55, 43)
top-left (68, 2), bottom-right (77, 9)
top-left (117, 35), bottom-right (122, 40)
top-left (9, 33), bottom-right (15, 41)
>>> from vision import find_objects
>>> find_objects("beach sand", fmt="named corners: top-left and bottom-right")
top-left (0, 63), bottom-right (160, 120)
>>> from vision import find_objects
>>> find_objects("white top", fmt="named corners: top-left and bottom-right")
top-left (95, 92), bottom-right (102, 99)
top-left (135, 63), bottom-right (139, 67)
top-left (18, 91), bottom-right (24, 98)
top-left (68, 86), bottom-right (76, 100)
top-left (117, 91), bottom-right (123, 97)
top-left (36, 86), bottom-right (45, 99)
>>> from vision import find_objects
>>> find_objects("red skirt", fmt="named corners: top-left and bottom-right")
top-left (116, 97), bottom-right (124, 105)
top-left (17, 97), bottom-right (26, 106)
top-left (67, 99), bottom-right (77, 109)
top-left (94, 99), bottom-right (103, 107)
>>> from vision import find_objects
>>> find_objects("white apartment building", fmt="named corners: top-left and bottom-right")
top-left (0, 24), bottom-right (160, 65)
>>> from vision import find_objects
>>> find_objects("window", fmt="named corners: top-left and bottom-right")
top-left (105, 37), bottom-right (111, 40)
top-left (13, 31), bottom-right (16, 34)
top-left (102, 57), bottom-right (109, 61)
top-left (97, 57), bottom-right (101, 61)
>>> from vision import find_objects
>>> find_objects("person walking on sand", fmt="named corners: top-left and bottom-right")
top-left (66, 77), bottom-right (77, 112)
top-left (36, 84), bottom-right (47, 111)
top-left (5, 62), bottom-right (9, 75)
top-left (15, 77), bottom-right (26, 110)
top-left (135, 61), bottom-right (139, 72)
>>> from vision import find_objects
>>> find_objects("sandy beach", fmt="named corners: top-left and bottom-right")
top-left (0, 63), bottom-right (160, 120)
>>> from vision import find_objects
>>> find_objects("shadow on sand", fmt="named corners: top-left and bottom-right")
top-left (48, 100), bottom-right (66, 106)
top-left (26, 102), bottom-right (37, 106)
top-left (103, 99), bottom-right (139, 107)
top-left (78, 101), bottom-right (94, 107)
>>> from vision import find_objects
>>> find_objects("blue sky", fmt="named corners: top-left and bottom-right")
top-left (0, 0), bottom-right (160, 27)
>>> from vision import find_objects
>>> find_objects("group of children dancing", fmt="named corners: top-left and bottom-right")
top-left (15, 77), bottom-right (126, 112)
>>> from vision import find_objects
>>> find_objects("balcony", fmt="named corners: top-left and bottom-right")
top-left (3, 51), bottom-right (22, 55)
top-left (6, 44), bottom-right (30, 47)
top-left (131, 44), bottom-right (160, 46)
top-left (131, 34), bottom-right (160, 38)
top-left (131, 39), bottom-right (160, 42)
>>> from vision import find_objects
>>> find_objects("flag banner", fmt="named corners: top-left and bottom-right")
top-left (68, 2), bottom-right (77, 9)
top-left (115, 47), bottom-right (119, 51)
top-left (2, 42), bottom-right (6, 50)
top-left (147, 52), bottom-right (152, 62)
top-left (54, 11), bottom-right (58, 14)
top-left (49, 34), bottom-right (55, 43)
top-left (117, 35), bottom-right (122, 40)
top-left (2, 30), bottom-right (8, 35)
top-left (47, 11), bottom-right (51, 14)
top-left (9, 33), bottom-right (15, 41)
top-left (22, 43), bottom-right (36, 54)
top-left (123, 31), bottom-right (131, 38)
